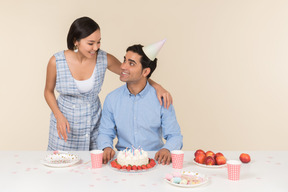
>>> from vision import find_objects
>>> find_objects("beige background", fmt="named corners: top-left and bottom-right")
top-left (0, 0), bottom-right (287, 151)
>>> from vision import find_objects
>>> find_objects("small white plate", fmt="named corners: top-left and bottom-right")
top-left (193, 159), bottom-right (226, 168)
top-left (164, 171), bottom-right (208, 188)
top-left (41, 152), bottom-right (80, 168)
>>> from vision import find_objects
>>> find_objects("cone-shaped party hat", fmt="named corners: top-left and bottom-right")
top-left (142, 39), bottom-right (166, 61)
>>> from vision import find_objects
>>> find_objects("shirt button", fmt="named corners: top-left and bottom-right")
top-left (85, 134), bottom-right (89, 137)
top-left (87, 120), bottom-right (90, 123)
top-left (73, 105), bottom-right (76, 108)
top-left (88, 104), bottom-right (90, 107)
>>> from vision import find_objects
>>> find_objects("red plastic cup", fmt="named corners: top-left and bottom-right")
top-left (227, 160), bottom-right (242, 181)
top-left (171, 150), bottom-right (184, 169)
top-left (90, 150), bottom-right (103, 169)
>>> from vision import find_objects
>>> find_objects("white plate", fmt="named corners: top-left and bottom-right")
top-left (193, 159), bottom-right (226, 168)
top-left (164, 171), bottom-right (208, 188)
top-left (41, 152), bottom-right (80, 168)
top-left (109, 158), bottom-right (158, 173)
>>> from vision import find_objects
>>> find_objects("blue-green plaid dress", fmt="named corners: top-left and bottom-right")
top-left (47, 50), bottom-right (107, 151)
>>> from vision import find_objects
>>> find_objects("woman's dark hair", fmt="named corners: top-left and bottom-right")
top-left (67, 17), bottom-right (100, 50)
top-left (126, 44), bottom-right (157, 79)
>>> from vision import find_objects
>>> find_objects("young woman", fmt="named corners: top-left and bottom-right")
top-left (44, 17), bottom-right (172, 151)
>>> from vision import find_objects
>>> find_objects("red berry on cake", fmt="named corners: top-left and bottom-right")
top-left (146, 164), bottom-right (152, 169)
top-left (132, 165), bottom-right (137, 170)
top-left (111, 161), bottom-right (116, 167)
top-left (116, 164), bottom-right (122, 169)
top-left (122, 165), bottom-right (127, 169)
top-left (149, 159), bottom-right (156, 165)
top-left (149, 159), bottom-right (155, 163)
top-left (141, 165), bottom-right (147, 169)
top-left (127, 165), bottom-right (131, 171)
top-left (149, 161), bottom-right (156, 167)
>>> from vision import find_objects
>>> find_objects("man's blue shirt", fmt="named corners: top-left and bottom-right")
top-left (97, 82), bottom-right (183, 151)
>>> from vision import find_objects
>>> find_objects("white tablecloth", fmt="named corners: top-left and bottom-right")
top-left (0, 151), bottom-right (287, 192)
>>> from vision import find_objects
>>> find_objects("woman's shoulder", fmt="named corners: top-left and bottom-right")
top-left (105, 51), bottom-right (117, 59)
top-left (53, 50), bottom-right (65, 57)
top-left (47, 55), bottom-right (57, 71)
top-left (48, 50), bottom-right (68, 67)
top-left (97, 49), bottom-right (107, 57)
top-left (50, 50), bottom-right (68, 62)
top-left (98, 49), bottom-right (107, 54)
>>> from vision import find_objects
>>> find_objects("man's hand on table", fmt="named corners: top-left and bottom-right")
top-left (154, 148), bottom-right (171, 165)
top-left (102, 147), bottom-right (115, 164)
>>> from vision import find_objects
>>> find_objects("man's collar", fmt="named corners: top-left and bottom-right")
top-left (124, 81), bottom-right (151, 97)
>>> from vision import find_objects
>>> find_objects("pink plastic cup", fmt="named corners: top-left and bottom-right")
top-left (90, 150), bottom-right (103, 169)
top-left (171, 150), bottom-right (184, 169)
top-left (227, 160), bottom-right (242, 181)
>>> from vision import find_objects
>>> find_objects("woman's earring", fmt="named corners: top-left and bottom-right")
top-left (74, 45), bottom-right (78, 53)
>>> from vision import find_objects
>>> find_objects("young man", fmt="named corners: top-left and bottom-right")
top-left (97, 40), bottom-right (183, 165)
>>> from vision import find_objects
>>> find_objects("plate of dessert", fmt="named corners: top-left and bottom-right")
top-left (41, 151), bottom-right (80, 168)
top-left (109, 148), bottom-right (157, 172)
top-left (164, 170), bottom-right (208, 188)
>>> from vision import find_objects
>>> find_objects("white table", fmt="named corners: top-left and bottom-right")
top-left (0, 151), bottom-right (287, 192)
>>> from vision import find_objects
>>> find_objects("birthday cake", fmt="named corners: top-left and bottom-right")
top-left (110, 148), bottom-right (156, 171)
top-left (117, 148), bottom-right (149, 166)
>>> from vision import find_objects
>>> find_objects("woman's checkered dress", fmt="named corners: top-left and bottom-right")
top-left (48, 50), bottom-right (107, 151)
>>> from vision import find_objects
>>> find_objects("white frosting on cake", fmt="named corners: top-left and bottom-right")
top-left (117, 148), bottom-right (149, 166)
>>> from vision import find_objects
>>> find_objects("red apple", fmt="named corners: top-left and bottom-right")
top-left (239, 153), bottom-right (251, 163)
top-left (205, 151), bottom-right (215, 158)
top-left (215, 152), bottom-right (224, 159)
top-left (205, 156), bottom-right (216, 165)
top-left (194, 149), bottom-right (205, 157)
top-left (215, 155), bottom-right (226, 165)
top-left (194, 153), bottom-right (206, 164)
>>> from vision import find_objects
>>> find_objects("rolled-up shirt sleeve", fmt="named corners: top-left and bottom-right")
top-left (161, 104), bottom-right (183, 151)
top-left (97, 96), bottom-right (116, 150)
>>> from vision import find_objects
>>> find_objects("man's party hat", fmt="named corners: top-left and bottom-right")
top-left (142, 39), bottom-right (166, 61)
